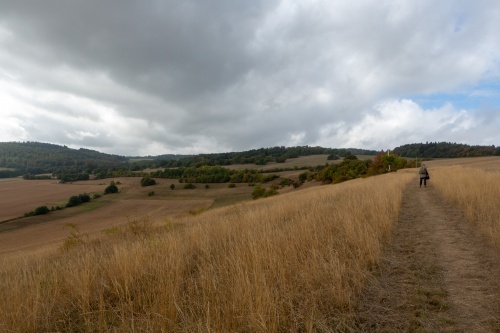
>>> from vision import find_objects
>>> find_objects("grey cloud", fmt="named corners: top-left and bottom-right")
top-left (1, 0), bottom-right (500, 154)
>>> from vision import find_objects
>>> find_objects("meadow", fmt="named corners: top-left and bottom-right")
top-left (0, 156), bottom-right (499, 332)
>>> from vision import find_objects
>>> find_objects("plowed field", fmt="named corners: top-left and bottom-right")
top-left (0, 198), bottom-right (212, 253)
top-left (0, 179), bottom-right (106, 222)
top-left (0, 178), bottom-right (219, 253)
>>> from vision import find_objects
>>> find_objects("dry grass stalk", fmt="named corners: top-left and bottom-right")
top-left (0, 172), bottom-right (413, 332)
top-left (431, 166), bottom-right (500, 248)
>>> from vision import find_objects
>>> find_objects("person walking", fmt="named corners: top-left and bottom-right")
top-left (419, 163), bottom-right (429, 187)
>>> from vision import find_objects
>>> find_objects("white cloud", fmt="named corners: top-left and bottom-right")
top-left (314, 99), bottom-right (487, 149)
top-left (1, 1), bottom-right (500, 155)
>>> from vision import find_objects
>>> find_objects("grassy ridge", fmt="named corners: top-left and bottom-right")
top-left (0, 172), bottom-right (413, 332)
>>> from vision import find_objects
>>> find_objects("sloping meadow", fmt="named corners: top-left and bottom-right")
top-left (431, 166), bottom-right (500, 249)
top-left (0, 172), bottom-right (413, 332)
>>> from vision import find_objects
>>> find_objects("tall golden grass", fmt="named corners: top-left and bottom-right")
top-left (0, 172), bottom-right (413, 332)
top-left (431, 166), bottom-right (500, 248)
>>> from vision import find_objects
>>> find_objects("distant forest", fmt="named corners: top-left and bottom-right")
top-left (1, 141), bottom-right (499, 181)
top-left (0, 142), bottom-right (128, 179)
top-left (393, 142), bottom-right (500, 158)
top-left (0, 142), bottom-right (377, 180)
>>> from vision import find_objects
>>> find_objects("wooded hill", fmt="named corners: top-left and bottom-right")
top-left (0, 142), bottom-right (127, 178)
top-left (2, 141), bottom-right (498, 180)
top-left (393, 142), bottom-right (500, 158)
top-left (0, 142), bottom-right (378, 179)
top-left (146, 146), bottom-right (379, 169)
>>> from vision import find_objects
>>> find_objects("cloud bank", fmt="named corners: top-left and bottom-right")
top-left (1, 0), bottom-right (500, 155)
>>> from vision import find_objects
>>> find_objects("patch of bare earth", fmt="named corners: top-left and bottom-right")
top-left (353, 184), bottom-right (500, 332)
top-left (0, 198), bottom-right (213, 254)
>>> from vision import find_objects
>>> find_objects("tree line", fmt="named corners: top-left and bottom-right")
top-left (315, 153), bottom-right (409, 184)
top-left (0, 141), bottom-right (378, 179)
top-left (0, 142), bottom-right (127, 177)
top-left (393, 142), bottom-right (500, 158)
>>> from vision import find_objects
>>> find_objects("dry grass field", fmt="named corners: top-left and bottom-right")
top-left (353, 157), bottom-right (500, 331)
top-left (0, 156), bottom-right (499, 332)
top-left (0, 177), bottom-right (267, 253)
top-left (0, 170), bottom-right (412, 332)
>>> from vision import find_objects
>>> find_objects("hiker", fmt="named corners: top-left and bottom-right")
top-left (419, 163), bottom-right (429, 187)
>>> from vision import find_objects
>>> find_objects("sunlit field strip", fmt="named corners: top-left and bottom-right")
top-left (431, 166), bottom-right (500, 248)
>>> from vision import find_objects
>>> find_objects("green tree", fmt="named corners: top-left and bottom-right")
top-left (140, 176), bottom-right (156, 187)
top-left (104, 182), bottom-right (119, 194)
top-left (34, 206), bottom-right (50, 215)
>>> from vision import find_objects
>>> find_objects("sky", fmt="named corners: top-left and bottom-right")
top-left (1, 0), bottom-right (500, 156)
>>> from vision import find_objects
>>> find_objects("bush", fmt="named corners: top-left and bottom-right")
top-left (252, 186), bottom-right (279, 199)
top-left (228, 183), bottom-right (236, 188)
top-left (66, 195), bottom-right (82, 207)
top-left (104, 182), bottom-right (119, 194)
top-left (184, 183), bottom-right (196, 189)
top-left (170, 184), bottom-right (175, 190)
top-left (79, 193), bottom-right (91, 203)
top-left (148, 191), bottom-right (155, 196)
top-left (34, 206), bottom-right (50, 215)
top-left (278, 178), bottom-right (294, 187)
top-left (66, 194), bottom-right (91, 208)
top-left (141, 176), bottom-right (156, 187)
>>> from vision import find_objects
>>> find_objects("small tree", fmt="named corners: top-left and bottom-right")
top-left (141, 176), bottom-right (156, 187)
top-left (170, 184), bottom-right (175, 190)
top-left (34, 206), bottom-right (50, 215)
top-left (66, 195), bottom-right (82, 207)
top-left (104, 182), bottom-right (118, 194)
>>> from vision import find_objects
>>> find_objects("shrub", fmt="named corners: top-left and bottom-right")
top-left (327, 154), bottom-right (340, 160)
top-left (141, 176), bottom-right (156, 187)
top-left (66, 196), bottom-right (82, 208)
top-left (170, 184), bottom-right (175, 190)
top-left (66, 194), bottom-right (91, 208)
top-left (184, 183), bottom-right (196, 189)
top-left (228, 183), bottom-right (236, 188)
top-left (79, 194), bottom-right (91, 203)
top-left (104, 182), bottom-right (118, 194)
top-left (252, 186), bottom-right (279, 199)
top-left (148, 191), bottom-right (155, 196)
top-left (34, 206), bottom-right (50, 215)
top-left (298, 172), bottom-right (309, 183)
top-left (343, 154), bottom-right (358, 161)
top-left (261, 174), bottom-right (279, 183)
top-left (278, 178), bottom-right (294, 187)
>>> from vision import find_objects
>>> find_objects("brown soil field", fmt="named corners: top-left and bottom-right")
top-left (0, 179), bottom-right (106, 222)
top-left (0, 198), bottom-right (213, 253)
top-left (0, 176), bottom-right (284, 254)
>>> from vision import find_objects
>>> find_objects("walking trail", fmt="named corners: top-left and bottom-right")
top-left (354, 183), bottom-right (500, 332)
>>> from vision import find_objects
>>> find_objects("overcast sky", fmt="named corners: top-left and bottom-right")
top-left (1, 1), bottom-right (500, 156)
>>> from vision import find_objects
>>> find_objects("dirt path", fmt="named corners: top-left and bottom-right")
top-left (354, 184), bottom-right (500, 332)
